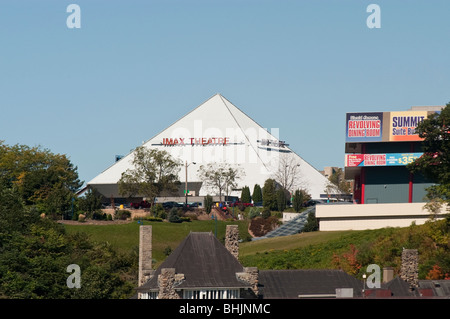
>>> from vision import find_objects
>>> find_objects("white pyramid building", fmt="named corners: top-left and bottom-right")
top-left (87, 94), bottom-right (333, 201)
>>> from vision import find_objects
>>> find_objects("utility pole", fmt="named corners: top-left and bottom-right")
top-left (185, 161), bottom-right (196, 205)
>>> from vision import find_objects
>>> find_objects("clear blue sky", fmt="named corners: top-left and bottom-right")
top-left (1, 0), bottom-right (449, 185)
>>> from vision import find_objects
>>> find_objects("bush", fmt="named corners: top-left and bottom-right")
top-left (261, 208), bottom-right (271, 219)
top-left (115, 210), bottom-right (131, 220)
top-left (158, 210), bottom-right (167, 220)
top-left (249, 216), bottom-right (279, 237)
top-left (151, 204), bottom-right (165, 218)
top-left (72, 211), bottom-right (81, 221)
top-left (164, 246), bottom-right (172, 256)
top-left (303, 211), bottom-right (319, 232)
top-left (92, 211), bottom-right (107, 220)
top-left (248, 207), bottom-right (260, 219)
top-left (168, 208), bottom-right (181, 223)
top-left (140, 216), bottom-right (163, 222)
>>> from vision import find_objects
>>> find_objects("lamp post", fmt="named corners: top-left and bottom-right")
top-left (211, 213), bottom-right (217, 237)
top-left (362, 273), bottom-right (367, 297)
top-left (185, 161), bottom-right (196, 206)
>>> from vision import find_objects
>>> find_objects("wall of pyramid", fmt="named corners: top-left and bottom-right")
top-left (87, 94), bottom-right (333, 200)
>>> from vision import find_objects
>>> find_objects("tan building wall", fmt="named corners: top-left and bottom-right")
top-left (316, 202), bottom-right (447, 231)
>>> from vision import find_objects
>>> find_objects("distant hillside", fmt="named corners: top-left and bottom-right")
top-left (239, 215), bottom-right (450, 280)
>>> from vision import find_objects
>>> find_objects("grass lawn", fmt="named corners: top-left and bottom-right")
top-left (63, 218), bottom-right (358, 269)
top-left (63, 219), bottom-right (250, 268)
top-left (239, 230), bottom-right (357, 258)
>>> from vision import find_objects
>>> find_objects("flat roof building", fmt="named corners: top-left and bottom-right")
top-left (344, 106), bottom-right (444, 204)
top-left (316, 105), bottom-right (447, 231)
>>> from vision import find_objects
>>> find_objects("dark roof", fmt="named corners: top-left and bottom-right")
top-left (258, 269), bottom-right (363, 299)
top-left (380, 276), bottom-right (420, 297)
top-left (365, 277), bottom-right (450, 298)
top-left (419, 280), bottom-right (450, 297)
top-left (137, 232), bottom-right (251, 292)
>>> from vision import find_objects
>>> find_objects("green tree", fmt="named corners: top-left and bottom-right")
top-left (292, 189), bottom-right (303, 213)
top-left (252, 184), bottom-right (262, 204)
top-left (292, 189), bottom-right (311, 213)
top-left (241, 186), bottom-right (251, 203)
top-left (0, 183), bottom-right (39, 235)
top-left (0, 142), bottom-right (136, 299)
top-left (0, 141), bottom-right (83, 217)
top-left (118, 146), bottom-right (181, 206)
top-left (303, 211), bottom-right (319, 232)
top-left (262, 179), bottom-right (277, 211)
top-left (78, 188), bottom-right (103, 217)
top-left (276, 188), bottom-right (287, 212)
top-left (204, 194), bottom-right (213, 214)
top-left (407, 103), bottom-right (450, 210)
top-left (197, 163), bottom-right (244, 202)
top-left (0, 200), bottom-right (135, 299)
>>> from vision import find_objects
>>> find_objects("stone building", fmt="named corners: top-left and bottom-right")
top-left (135, 225), bottom-right (363, 299)
top-left (136, 225), bottom-right (258, 299)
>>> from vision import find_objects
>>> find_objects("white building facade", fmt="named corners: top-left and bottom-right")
top-left (87, 94), bottom-right (333, 201)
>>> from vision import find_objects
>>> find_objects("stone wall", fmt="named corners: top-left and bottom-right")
top-left (139, 225), bottom-right (153, 286)
top-left (400, 249), bottom-right (419, 289)
top-left (158, 268), bottom-right (184, 299)
top-left (225, 225), bottom-right (239, 259)
top-left (237, 267), bottom-right (259, 297)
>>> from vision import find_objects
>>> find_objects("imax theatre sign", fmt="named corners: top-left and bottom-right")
top-left (162, 137), bottom-right (230, 146)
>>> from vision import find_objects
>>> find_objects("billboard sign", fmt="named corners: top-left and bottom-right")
top-left (346, 112), bottom-right (383, 142)
top-left (345, 153), bottom-right (423, 167)
top-left (389, 111), bottom-right (427, 141)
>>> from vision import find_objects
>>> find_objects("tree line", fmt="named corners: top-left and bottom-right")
top-left (238, 180), bottom-right (311, 213)
top-left (0, 141), bottom-right (136, 298)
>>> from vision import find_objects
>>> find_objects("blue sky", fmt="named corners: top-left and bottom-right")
top-left (1, 0), bottom-right (449, 185)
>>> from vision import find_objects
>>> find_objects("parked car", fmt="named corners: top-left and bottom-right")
top-left (303, 199), bottom-right (326, 207)
top-left (131, 200), bottom-right (151, 209)
top-left (162, 201), bottom-right (183, 209)
top-left (228, 202), bottom-right (253, 208)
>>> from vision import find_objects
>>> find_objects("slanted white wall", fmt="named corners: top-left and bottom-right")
top-left (88, 94), bottom-right (332, 200)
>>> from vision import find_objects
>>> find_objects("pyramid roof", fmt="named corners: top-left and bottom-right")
top-left (88, 94), bottom-right (332, 199)
top-left (136, 232), bottom-right (250, 291)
